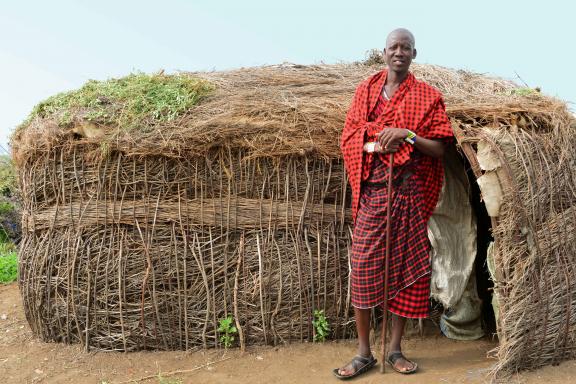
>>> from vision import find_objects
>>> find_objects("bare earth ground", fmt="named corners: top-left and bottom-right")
top-left (2, 282), bottom-right (576, 384)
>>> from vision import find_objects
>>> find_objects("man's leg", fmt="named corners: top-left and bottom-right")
top-left (355, 307), bottom-right (372, 357)
top-left (388, 314), bottom-right (416, 372)
top-left (337, 307), bottom-right (372, 375)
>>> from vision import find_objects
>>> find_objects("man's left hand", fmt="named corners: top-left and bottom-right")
top-left (377, 128), bottom-right (408, 152)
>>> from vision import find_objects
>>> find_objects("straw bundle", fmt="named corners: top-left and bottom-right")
top-left (12, 60), bottom-right (576, 378)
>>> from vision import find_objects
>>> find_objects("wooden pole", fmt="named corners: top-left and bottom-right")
top-left (379, 152), bottom-right (394, 374)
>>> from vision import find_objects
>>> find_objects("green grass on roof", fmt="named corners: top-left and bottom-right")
top-left (22, 72), bottom-right (214, 132)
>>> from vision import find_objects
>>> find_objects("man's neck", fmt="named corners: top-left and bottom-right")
top-left (386, 70), bottom-right (409, 86)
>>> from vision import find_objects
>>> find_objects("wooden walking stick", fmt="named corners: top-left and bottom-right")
top-left (379, 152), bottom-right (394, 373)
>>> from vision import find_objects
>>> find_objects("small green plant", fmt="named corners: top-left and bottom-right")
top-left (0, 247), bottom-right (17, 283)
top-left (312, 309), bottom-right (330, 342)
top-left (217, 315), bottom-right (238, 348)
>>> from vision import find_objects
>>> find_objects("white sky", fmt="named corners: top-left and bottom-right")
top-left (1, 0), bottom-right (574, 153)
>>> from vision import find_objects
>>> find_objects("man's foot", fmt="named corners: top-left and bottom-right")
top-left (386, 351), bottom-right (418, 374)
top-left (332, 354), bottom-right (377, 380)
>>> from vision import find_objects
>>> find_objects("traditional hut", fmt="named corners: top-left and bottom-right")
top-left (12, 59), bottom-right (576, 378)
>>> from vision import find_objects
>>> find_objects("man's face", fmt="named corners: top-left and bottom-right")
top-left (384, 33), bottom-right (416, 73)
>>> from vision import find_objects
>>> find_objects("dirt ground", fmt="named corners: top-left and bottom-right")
top-left (2, 283), bottom-right (576, 384)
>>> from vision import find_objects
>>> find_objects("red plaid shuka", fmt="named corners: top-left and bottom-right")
top-left (341, 70), bottom-right (453, 317)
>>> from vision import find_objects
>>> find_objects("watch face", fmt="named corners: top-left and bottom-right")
top-left (365, 142), bottom-right (376, 152)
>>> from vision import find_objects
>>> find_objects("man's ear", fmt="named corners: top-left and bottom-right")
top-left (382, 49), bottom-right (387, 63)
top-left (413, 48), bottom-right (417, 59)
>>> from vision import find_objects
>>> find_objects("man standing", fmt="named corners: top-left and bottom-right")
top-left (335, 28), bottom-right (453, 379)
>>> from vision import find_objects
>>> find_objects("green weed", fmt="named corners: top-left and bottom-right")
top-left (312, 309), bottom-right (330, 342)
top-left (217, 315), bottom-right (238, 348)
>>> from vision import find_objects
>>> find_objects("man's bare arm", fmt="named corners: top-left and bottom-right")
top-left (376, 128), bottom-right (445, 158)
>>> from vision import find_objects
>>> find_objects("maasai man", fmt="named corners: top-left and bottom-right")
top-left (334, 28), bottom-right (454, 379)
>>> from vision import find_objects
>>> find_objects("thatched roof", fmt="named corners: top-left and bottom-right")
top-left (12, 61), bottom-right (576, 381)
top-left (12, 62), bottom-right (570, 164)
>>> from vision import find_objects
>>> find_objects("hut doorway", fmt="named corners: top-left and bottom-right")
top-left (424, 144), bottom-right (497, 339)
top-left (467, 153), bottom-right (497, 334)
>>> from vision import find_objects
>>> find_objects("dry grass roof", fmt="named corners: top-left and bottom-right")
top-left (12, 61), bottom-right (571, 166)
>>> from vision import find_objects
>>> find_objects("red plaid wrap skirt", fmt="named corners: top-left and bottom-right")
top-left (350, 155), bottom-right (431, 318)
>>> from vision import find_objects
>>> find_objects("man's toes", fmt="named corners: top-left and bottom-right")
top-left (339, 366), bottom-right (353, 376)
top-left (399, 360), bottom-right (414, 372)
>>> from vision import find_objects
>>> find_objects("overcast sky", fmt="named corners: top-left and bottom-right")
top-left (1, 0), bottom-right (574, 153)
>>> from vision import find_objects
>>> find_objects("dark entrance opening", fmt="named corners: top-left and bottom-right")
top-left (463, 152), bottom-right (497, 335)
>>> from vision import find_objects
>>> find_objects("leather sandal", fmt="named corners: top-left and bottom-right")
top-left (386, 351), bottom-right (418, 374)
top-left (332, 354), bottom-right (377, 380)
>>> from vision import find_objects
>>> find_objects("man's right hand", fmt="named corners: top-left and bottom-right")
top-left (363, 142), bottom-right (399, 153)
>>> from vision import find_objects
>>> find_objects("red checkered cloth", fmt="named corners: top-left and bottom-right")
top-left (387, 273), bottom-right (431, 318)
top-left (350, 155), bottom-right (432, 316)
top-left (341, 70), bottom-right (453, 223)
top-left (342, 70), bottom-right (453, 317)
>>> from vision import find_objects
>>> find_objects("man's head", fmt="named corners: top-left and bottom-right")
top-left (383, 28), bottom-right (417, 74)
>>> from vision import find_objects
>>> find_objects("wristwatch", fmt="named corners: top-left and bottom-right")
top-left (405, 130), bottom-right (416, 145)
